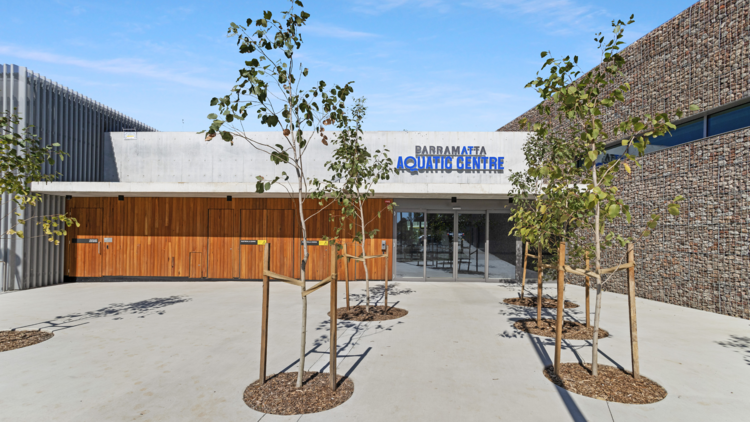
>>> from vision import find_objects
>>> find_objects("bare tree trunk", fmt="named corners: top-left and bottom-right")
top-left (591, 148), bottom-right (603, 377)
top-left (297, 187), bottom-right (308, 388)
top-left (536, 243), bottom-right (543, 326)
top-left (521, 242), bottom-right (528, 299)
top-left (359, 201), bottom-right (370, 313)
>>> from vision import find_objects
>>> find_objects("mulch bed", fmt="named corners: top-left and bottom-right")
top-left (504, 296), bottom-right (579, 309)
top-left (331, 305), bottom-right (408, 321)
top-left (0, 330), bottom-right (54, 352)
top-left (544, 363), bottom-right (667, 404)
top-left (243, 371), bottom-right (354, 415)
top-left (514, 318), bottom-right (609, 340)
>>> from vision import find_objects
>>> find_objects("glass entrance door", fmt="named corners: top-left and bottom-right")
top-left (395, 210), bottom-right (513, 281)
top-left (396, 212), bottom-right (425, 280)
top-left (426, 213), bottom-right (454, 280)
top-left (457, 213), bottom-right (486, 280)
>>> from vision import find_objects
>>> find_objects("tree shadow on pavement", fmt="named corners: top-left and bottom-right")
top-left (277, 316), bottom-right (399, 384)
top-left (12, 295), bottom-right (192, 332)
top-left (716, 335), bottom-right (750, 365)
top-left (347, 283), bottom-right (415, 308)
top-left (497, 296), bottom-right (588, 339)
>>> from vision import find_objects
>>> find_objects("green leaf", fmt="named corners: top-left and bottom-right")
top-left (689, 104), bottom-right (699, 111)
top-left (608, 204), bottom-right (620, 218)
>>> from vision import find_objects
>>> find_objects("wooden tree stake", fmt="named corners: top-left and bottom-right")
top-left (627, 243), bottom-right (640, 380)
top-left (384, 245), bottom-right (390, 309)
top-left (554, 242), bottom-right (565, 376)
top-left (330, 246), bottom-right (338, 390)
top-left (585, 252), bottom-right (590, 328)
top-left (259, 242), bottom-right (270, 385)
top-left (344, 243), bottom-right (350, 310)
top-left (536, 243), bottom-right (543, 326)
top-left (521, 242), bottom-right (529, 299)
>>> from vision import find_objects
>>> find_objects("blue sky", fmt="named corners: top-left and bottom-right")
top-left (1, 0), bottom-right (696, 132)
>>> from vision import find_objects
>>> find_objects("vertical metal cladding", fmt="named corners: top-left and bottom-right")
top-left (0, 64), bottom-right (155, 291)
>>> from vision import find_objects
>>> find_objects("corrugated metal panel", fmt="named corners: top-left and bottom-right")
top-left (1, 64), bottom-right (156, 291)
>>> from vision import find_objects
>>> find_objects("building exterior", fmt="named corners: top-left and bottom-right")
top-left (7, 0), bottom-right (746, 322)
top-left (1, 65), bottom-right (154, 291)
top-left (499, 0), bottom-right (750, 319)
top-left (33, 131), bottom-right (528, 283)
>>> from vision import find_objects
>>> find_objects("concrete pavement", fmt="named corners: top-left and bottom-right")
top-left (0, 281), bottom-right (748, 421)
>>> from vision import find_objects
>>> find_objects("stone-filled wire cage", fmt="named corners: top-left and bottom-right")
top-left (1, 64), bottom-right (156, 291)
top-left (498, 0), bottom-right (750, 319)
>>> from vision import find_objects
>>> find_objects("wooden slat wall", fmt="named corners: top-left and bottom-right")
top-left (239, 209), bottom-right (266, 279)
top-left (65, 197), bottom-right (393, 280)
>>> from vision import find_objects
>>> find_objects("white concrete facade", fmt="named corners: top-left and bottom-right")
top-left (32, 131), bottom-right (529, 199)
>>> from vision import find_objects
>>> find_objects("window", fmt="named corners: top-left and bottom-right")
top-left (648, 118), bottom-right (704, 152)
top-left (707, 102), bottom-right (750, 136)
top-left (594, 100), bottom-right (750, 163)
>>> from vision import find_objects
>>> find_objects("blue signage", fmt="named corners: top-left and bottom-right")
top-left (396, 146), bottom-right (504, 173)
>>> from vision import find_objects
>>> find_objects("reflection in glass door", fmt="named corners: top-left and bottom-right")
top-left (426, 213), bottom-right (454, 279)
top-left (396, 212), bottom-right (425, 279)
top-left (488, 213), bottom-right (518, 281)
top-left (457, 213), bottom-right (486, 280)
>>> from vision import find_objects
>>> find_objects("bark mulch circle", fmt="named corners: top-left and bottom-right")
top-left (243, 371), bottom-right (354, 415)
top-left (544, 363), bottom-right (667, 404)
top-left (0, 330), bottom-right (54, 352)
top-left (504, 296), bottom-right (579, 309)
top-left (514, 318), bottom-right (609, 340)
top-left (331, 305), bottom-right (408, 321)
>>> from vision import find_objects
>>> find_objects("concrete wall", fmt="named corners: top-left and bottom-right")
top-left (101, 131), bottom-right (528, 197)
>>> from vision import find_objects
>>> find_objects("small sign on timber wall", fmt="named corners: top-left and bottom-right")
top-left (240, 240), bottom-right (267, 245)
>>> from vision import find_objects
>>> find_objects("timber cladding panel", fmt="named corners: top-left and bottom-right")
top-left (65, 197), bottom-right (393, 281)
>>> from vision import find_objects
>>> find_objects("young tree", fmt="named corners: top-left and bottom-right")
top-left (1, 110), bottom-right (77, 263)
top-left (509, 134), bottom-right (587, 325)
top-left (516, 17), bottom-right (693, 376)
top-left (312, 98), bottom-right (397, 313)
top-left (203, 0), bottom-right (354, 388)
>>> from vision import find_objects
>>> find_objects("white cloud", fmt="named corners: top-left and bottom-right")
top-left (304, 23), bottom-right (380, 39)
top-left (0, 44), bottom-right (227, 91)
top-left (351, 0), bottom-right (450, 15)
top-left (463, 0), bottom-right (608, 34)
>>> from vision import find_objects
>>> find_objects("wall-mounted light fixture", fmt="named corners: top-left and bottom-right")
top-left (451, 197), bottom-right (457, 203)
top-left (65, 195), bottom-right (72, 201)
top-left (227, 195), bottom-right (233, 202)
top-left (118, 195), bottom-right (125, 201)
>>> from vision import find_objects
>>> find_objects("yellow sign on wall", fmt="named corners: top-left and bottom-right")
top-left (258, 240), bottom-right (267, 245)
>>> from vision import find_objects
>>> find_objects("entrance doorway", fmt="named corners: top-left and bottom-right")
top-left (425, 213), bottom-right (453, 280)
top-left (394, 208), bottom-right (517, 282)
top-left (395, 212), bottom-right (424, 280)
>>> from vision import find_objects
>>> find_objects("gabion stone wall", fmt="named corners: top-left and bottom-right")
top-left (576, 128), bottom-right (749, 319)
top-left (499, 0), bottom-right (750, 319)
top-left (499, 0), bottom-right (750, 134)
